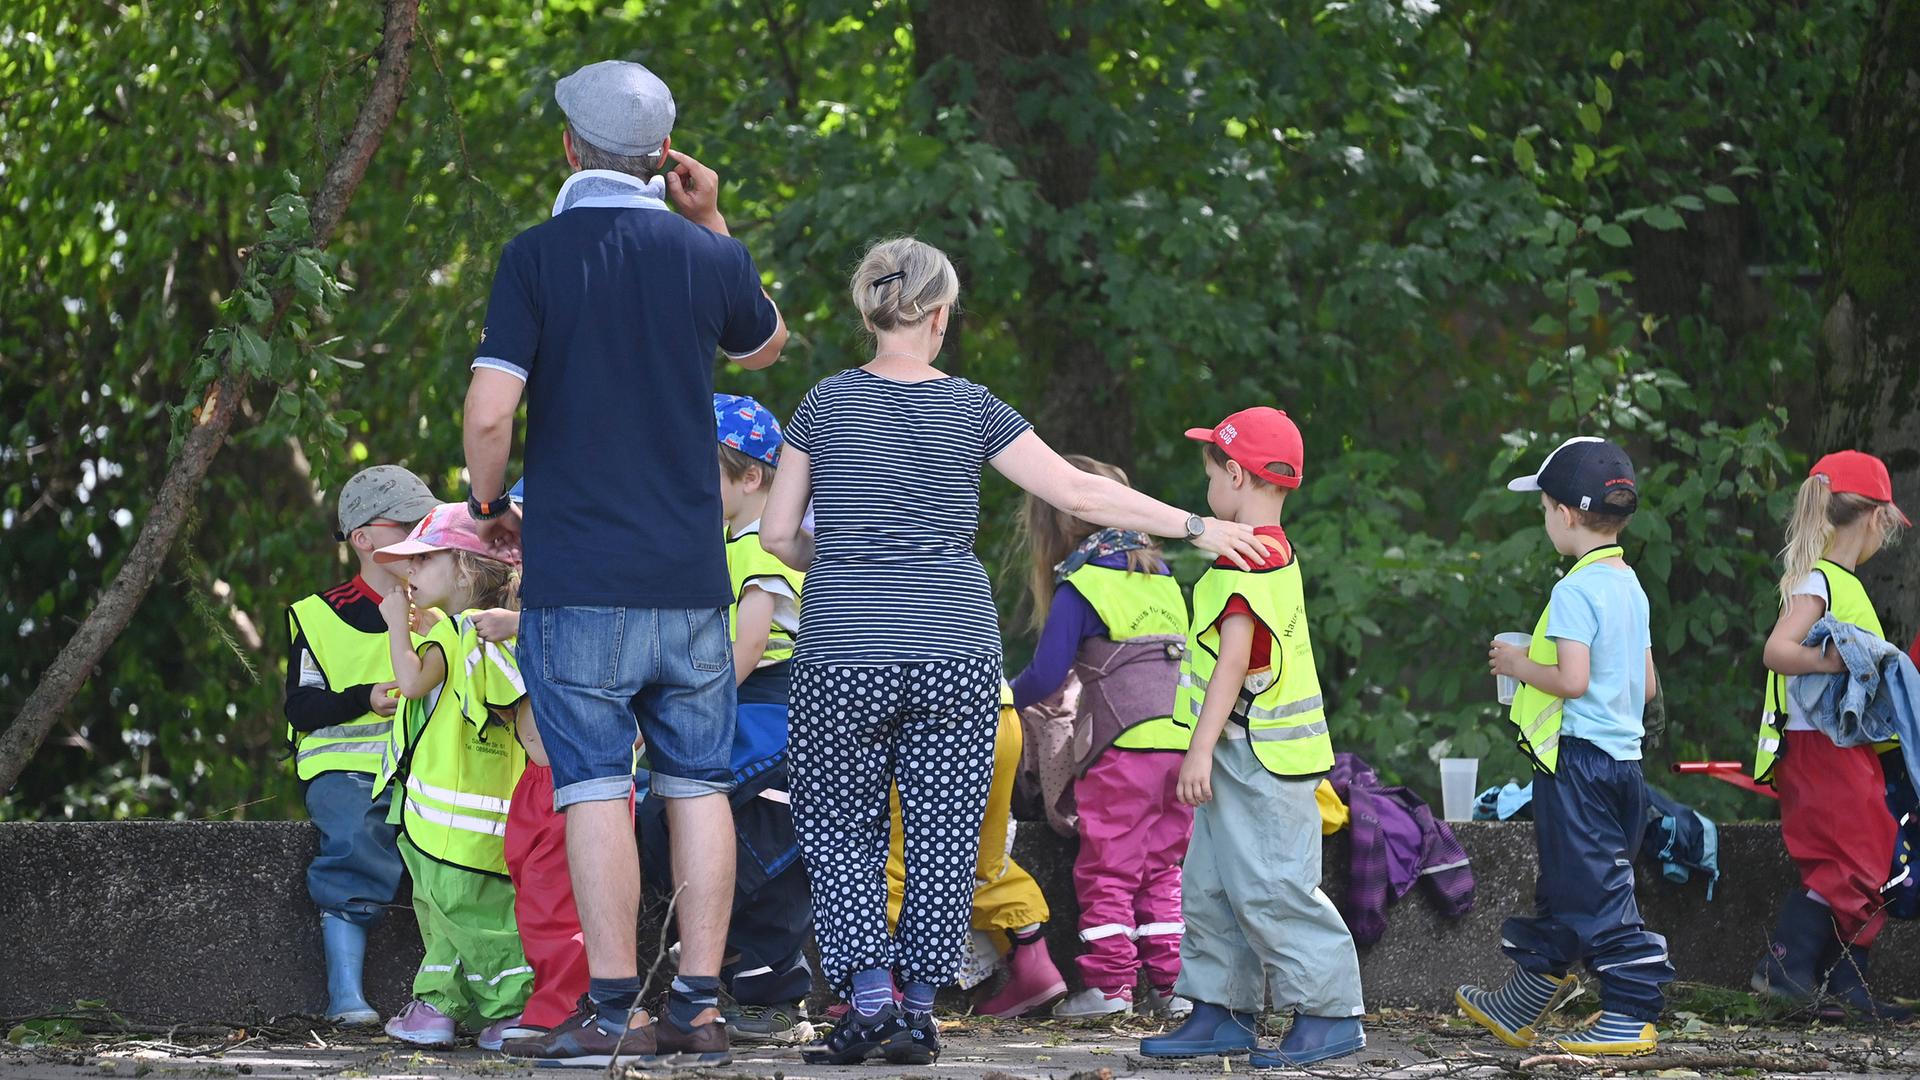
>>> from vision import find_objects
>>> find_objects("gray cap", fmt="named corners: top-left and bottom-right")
top-left (335, 465), bottom-right (440, 539)
top-left (555, 60), bottom-right (676, 158)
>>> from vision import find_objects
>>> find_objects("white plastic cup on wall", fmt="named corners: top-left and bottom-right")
top-left (1494, 632), bottom-right (1532, 705)
top-left (1439, 758), bottom-right (1480, 822)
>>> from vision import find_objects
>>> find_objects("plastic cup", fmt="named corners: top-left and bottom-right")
top-left (1439, 758), bottom-right (1480, 822)
top-left (1494, 631), bottom-right (1532, 705)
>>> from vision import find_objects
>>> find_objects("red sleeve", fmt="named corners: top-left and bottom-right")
top-left (1215, 596), bottom-right (1274, 670)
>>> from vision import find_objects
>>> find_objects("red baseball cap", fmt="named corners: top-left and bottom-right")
top-left (1810, 450), bottom-right (1911, 527)
top-left (1185, 407), bottom-right (1304, 489)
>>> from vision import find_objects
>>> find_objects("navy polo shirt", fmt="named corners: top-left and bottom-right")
top-left (474, 182), bottom-right (780, 609)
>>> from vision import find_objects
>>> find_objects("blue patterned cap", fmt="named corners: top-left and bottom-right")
top-left (713, 393), bottom-right (783, 467)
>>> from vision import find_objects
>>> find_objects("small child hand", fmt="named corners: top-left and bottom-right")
top-left (367, 680), bottom-right (400, 718)
top-left (378, 587), bottom-right (412, 630)
top-left (1177, 753), bottom-right (1214, 807)
top-left (473, 607), bottom-right (520, 643)
top-left (1488, 638), bottom-right (1529, 679)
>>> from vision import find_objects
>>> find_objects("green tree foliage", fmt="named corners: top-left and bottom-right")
top-left (1, 0), bottom-right (1879, 820)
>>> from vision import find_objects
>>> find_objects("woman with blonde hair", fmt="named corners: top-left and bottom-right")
top-left (761, 236), bottom-right (1261, 1064)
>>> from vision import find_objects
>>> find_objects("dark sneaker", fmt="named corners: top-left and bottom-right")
top-left (654, 1017), bottom-right (731, 1066)
top-left (891, 1010), bottom-right (940, 1065)
top-left (500, 996), bottom-right (657, 1068)
top-left (724, 1001), bottom-right (804, 1044)
top-left (801, 1003), bottom-right (914, 1065)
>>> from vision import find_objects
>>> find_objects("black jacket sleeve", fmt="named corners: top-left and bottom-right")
top-left (284, 606), bottom-right (377, 734)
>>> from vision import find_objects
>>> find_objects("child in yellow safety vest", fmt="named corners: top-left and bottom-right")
top-left (1009, 454), bottom-right (1192, 1020)
top-left (1749, 451), bottom-right (1913, 1021)
top-left (1137, 408), bottom-right (1365, 1068)
top-left (284, 465), bottom-right (440, 1026)
top-left (373, 503), bottom-right (533, 1051)
top-left (1463, 436), bottom-right (1670, 1056)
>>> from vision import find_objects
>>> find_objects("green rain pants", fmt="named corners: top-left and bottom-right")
top-left (399, 836), bottom-right (533, 1027)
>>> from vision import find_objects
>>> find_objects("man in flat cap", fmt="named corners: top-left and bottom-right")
top-left (464, 58), bottom-right (787, 1067)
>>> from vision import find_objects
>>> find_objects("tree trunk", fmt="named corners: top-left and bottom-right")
top-left (1816, 0), bottom-right (1920, 645)
top-left (0, 0), bottom-right (422, 797)
top-left (912, 0), bottom-right (1134, 467)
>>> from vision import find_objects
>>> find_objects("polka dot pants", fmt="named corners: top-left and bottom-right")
top-left (789, 658), bottom-right (1001, 992)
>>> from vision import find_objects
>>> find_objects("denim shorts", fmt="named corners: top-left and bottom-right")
top-left (520, 605), bottom-right (737, 807)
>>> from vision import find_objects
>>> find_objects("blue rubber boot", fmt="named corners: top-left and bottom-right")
top-left (322, 913), bottom-right (379, 1025)
top-left (1250, 1014), bottom-right (1367, 1067)
top-left (1139, 1001), bottom-right (1258, 1058)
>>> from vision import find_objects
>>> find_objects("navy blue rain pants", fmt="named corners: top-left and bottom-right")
top-left (1502, 737), bottom-right (1674, 1021)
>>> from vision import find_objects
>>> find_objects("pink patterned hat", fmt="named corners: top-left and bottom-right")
top-left (373, 501), bottom-right (521, 567)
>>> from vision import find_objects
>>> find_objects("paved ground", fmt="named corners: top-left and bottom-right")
top-left (4, 1007), bottom-right (1917, 1080)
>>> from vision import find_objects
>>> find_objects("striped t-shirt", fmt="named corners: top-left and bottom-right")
top-left (783, 368), bottom-right (1032, 663)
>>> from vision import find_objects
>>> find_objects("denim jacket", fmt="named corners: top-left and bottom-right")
top-left (1787, 615), bottom-right (1920, 784)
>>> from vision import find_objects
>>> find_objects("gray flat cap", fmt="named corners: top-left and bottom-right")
top-left (336, 465), bottom-right (440, 539)
top-left (555, 60), bottom-right (676, 158)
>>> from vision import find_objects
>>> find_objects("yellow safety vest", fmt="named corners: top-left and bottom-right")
top-left (1754, 559), bottom-right (1887, 784)
top-left (378, 611), bottom-right (528, 878)
top-left (287, 594), bottom-right (402, 781)
top-left (1507, 544), bottom-right (1624, 775)
top-left (727, 525), bottom-right (803, 667)
top-left (1178, 554), bottom-right (1333, 779)
top-left (1065, 564), bottom-right (1192, 751)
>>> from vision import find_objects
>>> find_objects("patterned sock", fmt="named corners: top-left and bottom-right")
top-left (902, 981), bottom-right (937, 1016)
top-left (666, 975), bottom-right (721, 1032)
top-left (589, 975), bottom-right (646, 1021)
top-left (850, 968), bottom-right (894, 1019)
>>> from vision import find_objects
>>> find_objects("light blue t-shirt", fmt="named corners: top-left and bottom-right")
top-left (1544, 563), bottom-right (1652, 761)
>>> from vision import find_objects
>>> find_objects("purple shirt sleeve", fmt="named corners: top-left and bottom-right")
top-left (1011, 582), bottom-right (1108, 710)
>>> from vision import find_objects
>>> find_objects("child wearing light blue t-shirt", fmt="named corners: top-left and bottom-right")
top-left (1458, 437), bottom-right (1673, 1057)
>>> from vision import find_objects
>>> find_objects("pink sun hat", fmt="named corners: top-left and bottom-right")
top-left (373, 501), bottom-right (522, 567)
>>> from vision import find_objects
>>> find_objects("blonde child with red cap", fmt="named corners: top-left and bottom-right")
top-left (1139, 407), bottom-right (1366, 1068)
top-left (371, 504), bottom-right (534, 1051)
top-left (1749, 450), bottom-right (1912, 1020)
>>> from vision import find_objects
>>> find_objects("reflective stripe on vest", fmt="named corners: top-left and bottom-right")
top-left (1753, 559), bottom-right (1887, 784)
top-left (1506, 545), bottom-right (1623, 775)
top-left (389, 612), bottom-right (526, 878)
top-left (1178, 553), bottom-right (1333, 778)
top-left (288, 594), bottom-right (398, 780)
top-left (727, 527), bottom-right (804, 666)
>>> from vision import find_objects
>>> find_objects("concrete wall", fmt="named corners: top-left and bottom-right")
top-left (2, 819), bottom-right (1914, 1023)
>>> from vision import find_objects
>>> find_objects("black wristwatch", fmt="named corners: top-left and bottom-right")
top-left (1183, 513), bottom-right (1207, 541)
top-left (468, 489), bottom-right (511, 520)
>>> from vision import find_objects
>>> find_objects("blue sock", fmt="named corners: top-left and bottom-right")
top-left (667, 975), bottom-right (721, 1032)
top-left (902, 981), bottom-right (937, 1016)
top-left (589, 975), bottom-right (646, 1017)
top-left (851, 968), bottom-right (894, 1018)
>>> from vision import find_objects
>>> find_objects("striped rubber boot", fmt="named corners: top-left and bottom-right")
top-left (1455, 968), bottom-right (1574, 1047)
top-left (1555, 1011), bottom-right (1657, 1055)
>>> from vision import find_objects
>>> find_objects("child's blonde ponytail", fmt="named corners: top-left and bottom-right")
top-left (1777, 475), bottom-right (1893, 610)
top-left (1778, 476), bottom-right (1833, 611)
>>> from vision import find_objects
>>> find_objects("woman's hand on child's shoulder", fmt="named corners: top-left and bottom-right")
top-left (1191, 518), bottom-right (1266, 571)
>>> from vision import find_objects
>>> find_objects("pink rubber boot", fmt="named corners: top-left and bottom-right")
top-left (974, 927), bottom-right (1068, 1018)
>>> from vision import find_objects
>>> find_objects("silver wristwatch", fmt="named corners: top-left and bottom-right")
top-left (1183, 513), bottom-right (1207, 541)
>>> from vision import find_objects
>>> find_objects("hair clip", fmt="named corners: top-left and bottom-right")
top-left (871, 270), bottom-right (907, 289)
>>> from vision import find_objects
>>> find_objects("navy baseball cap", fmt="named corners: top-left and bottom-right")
top-left (1507, 436), bottom-right (1638, 515)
